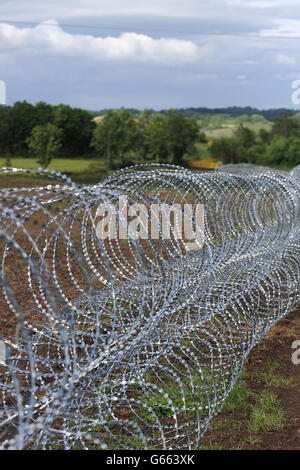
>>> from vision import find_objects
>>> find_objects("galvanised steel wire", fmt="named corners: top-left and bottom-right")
top-left (0, 163), bottom-right (299, 450)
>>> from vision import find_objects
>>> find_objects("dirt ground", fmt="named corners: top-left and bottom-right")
top-left (199, 306), bottom-right (300, 450)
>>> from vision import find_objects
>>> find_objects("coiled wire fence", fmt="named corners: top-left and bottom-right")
top-left (0, 163), bottom-right (299, 450)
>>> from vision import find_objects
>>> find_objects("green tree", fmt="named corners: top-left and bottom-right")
top-left (54, 104), bottom-right (96, 156)
top-left (0, 105), bottom-right (13, 155)
top-left (262, 136), bottom-right (289, 166)
top-left (136, 109), bottom-right (154, 162)
top-left (10, 101), bottom-right (38, 154)
top-left (35, 101), bottom-right (55, 126)
top-left (234, 124), bottom-right (256, 148)
top-left (198, 130), bottom-right (207, 143)
top-left (258, 128), bottom-right (272, 144)
top-left (262, 135), bottom-right (300, 167)
top-left (246, 143), bottom-right (266, 165)
top-left (27, 123), bottom-right (62, 168)
top-left (272, 111), bottom-right (300, 138)
top-left (144, 114), bottom-right (170, 162)
top-left (144, 111), bottom-right (200, 165)
top-left (286, 137), bottom-right (300, 167)
top-left (91, 109), bottom-right (139, 170)
top-left (209, 137), bottom-right (245, 164)
top-left (166, 110), bottom-right (199, 165)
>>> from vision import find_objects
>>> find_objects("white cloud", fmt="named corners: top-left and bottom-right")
top-left (0, 20), bottom-right (199, 65)
top-left (276, 52), bottom-right (296, 64)
top-left (1, 1), bottom-right (300, 109)
top-left (260, 19), bottom-right (300, 37)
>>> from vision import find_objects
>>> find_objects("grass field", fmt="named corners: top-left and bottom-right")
top-left (205, 122), bottom-right (272, 139)
top-left (0, 157), bottom-right (106, 174)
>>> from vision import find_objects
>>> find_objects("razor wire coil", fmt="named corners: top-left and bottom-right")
top-left (0, 163), bottom-right (299, 450)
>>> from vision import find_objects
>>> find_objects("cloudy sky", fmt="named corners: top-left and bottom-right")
top-left (1, 0), bottom-right (300, 110)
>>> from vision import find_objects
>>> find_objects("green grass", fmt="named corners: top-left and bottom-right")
top-left (212, 416), bottom-right (240, 432)
top-left (183, 142), bottom-right (216, 164)
top-left (204, 122), bottom-right (272, 139)
top-left (199, 362), bottom-right (290, 449)
top-left (0, 157), bottom-right (106, 174)
top-left (205, 127), bottom-right (236, 139)
top-left (139, 371), bottom-right (214, 424)
top-left (223, 376), bottom-right (254, 413)
top-left (194, 142), bottom-right (213, 158)
top-left (248, 391), bottom-right (286, 432)
top-left (197, 442), bottom-right (223, 450)
top-left (242, 436), bottom-right (262, 447)
top-left (257, 360), bottom-right (294, 387)
top-left (86, 435), bottom-right (146, 450)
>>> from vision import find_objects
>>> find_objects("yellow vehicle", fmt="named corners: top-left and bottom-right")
top-left (188, 159), bottom-right (223, 170)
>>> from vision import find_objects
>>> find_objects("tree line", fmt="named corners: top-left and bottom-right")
top-left (0, 101), bottom-right (96, 160)
top-left (1, 101), bottom-right (299, 171)
top-left (209, 111), bottom-right (300, 168)
top-left (92, 106), bottom-right (298, 122)
top-left (92, 109), bottom-right (199, 170)
top-left (163, 106), bottom-right (298, 122)
top-left (0, 102), bottom-right (200, 169)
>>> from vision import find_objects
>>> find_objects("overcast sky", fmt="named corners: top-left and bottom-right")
top-left (1, 0), bottom-right (300, 110)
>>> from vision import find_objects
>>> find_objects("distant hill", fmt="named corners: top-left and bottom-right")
top-left (159, 107), bottom-right (298, 122)
top-left (90, 106), bottom-right (298, 122)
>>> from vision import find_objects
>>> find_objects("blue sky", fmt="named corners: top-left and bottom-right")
top-left (1, 0), bottom-right (300, 110)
